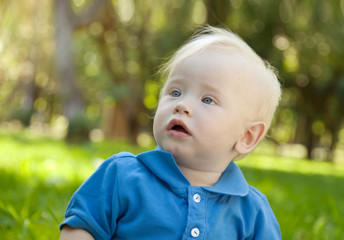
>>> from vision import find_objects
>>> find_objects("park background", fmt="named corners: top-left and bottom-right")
top-left (0, 0), bottom-right (344, 239)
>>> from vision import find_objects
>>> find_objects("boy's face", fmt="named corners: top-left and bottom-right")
top-left (153, 49), bottom-right (256, 172)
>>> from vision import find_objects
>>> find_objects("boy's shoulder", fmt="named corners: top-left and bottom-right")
top-left (243, 185), bottom-right (273, 213)
top-left (247, 185), bottom-right (268, 201)
top-left (101, 150), bottom-right (162, 176)
top-left (109, 151), bottom-right (137, 162)
top-left (111, 151), bottom-right (136, 159)
top-left (103, 151), bottom-right (141, 170)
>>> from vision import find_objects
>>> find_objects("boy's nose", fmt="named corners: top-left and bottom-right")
top-left (173, 102), bottom-right (192, 116)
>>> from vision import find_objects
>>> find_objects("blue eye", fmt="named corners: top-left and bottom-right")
top-left (202, 97), bottom-right (213, 104)
top-left (171, 90), bottom-right (181, 97)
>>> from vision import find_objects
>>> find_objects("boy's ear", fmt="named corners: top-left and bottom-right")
top-left (235, 121), bottom-right (267, 154)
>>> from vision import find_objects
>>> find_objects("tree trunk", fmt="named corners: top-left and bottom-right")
top-left (54, 0), bottom-right (84, 122)
top-left (96, 4), bottom-right (150, 143)
top-left (54, 0), bottom-right (110, 140)
top-left (103, 104), bottom-right (130, 140)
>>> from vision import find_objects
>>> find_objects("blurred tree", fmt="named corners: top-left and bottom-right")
top-left (96, 0), bottom-right (152, 141)
top-left (0, 0), bottom-right (53, 125)
top-left (270, 0), bottom-right (344, 160)
top-left (54, 0), bottom-right (109, 140)
top-left (1, 0), bottom-right (343, 160)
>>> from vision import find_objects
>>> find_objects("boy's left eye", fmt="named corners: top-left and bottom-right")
top-left (171, 90), bottom-right (181, 97)
top-left (202, 97), bottom-right (214, 105)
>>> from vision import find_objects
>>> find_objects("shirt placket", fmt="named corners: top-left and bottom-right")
top-left (183, 186), bottom-right (206, 239)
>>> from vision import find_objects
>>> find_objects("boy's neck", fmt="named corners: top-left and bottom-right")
top-left (178, 165), bottom-right (222, 187)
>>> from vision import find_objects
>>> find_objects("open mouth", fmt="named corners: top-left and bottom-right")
top-left (167, 119), bottom-right (191, 137)
top-left (172, 125), bottom-right (188, 134)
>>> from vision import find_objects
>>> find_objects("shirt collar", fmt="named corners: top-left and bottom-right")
top-left (137, 146), bottom-right (249, 197)
top-left (202, 160), bottom-right (249, 197)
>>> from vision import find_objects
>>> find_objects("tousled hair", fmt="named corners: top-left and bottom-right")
top-left (159, 26), bottom-right (281, 127)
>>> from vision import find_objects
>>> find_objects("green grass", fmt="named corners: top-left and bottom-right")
top-left (0, 132), bottom-right (343, 239)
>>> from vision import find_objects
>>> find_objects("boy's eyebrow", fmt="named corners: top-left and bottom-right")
top-left (165, 77), bottom-right (186, 87)
top-left (168, 77), bottom-right (223, 96)
top-left (199, 82), bottom-right (222, 94)
top-left (167, 76), bottom-right (184, 83)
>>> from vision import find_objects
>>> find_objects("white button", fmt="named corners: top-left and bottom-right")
top-left (193, 194), bottom-right (201, 203)
top-left (191, 228), bottom-right (200, 237)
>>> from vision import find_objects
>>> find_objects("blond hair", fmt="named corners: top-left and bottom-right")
top-left (159, 26), bottom-right (281, 127)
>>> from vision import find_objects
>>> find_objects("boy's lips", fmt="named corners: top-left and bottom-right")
top-left (167, 119), bottom-right (191, 138)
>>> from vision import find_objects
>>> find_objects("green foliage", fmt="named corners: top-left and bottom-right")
top-left (0, 133), bottom-right (343, 239)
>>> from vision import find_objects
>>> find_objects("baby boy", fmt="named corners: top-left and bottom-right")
top-left (60, 26), bottom-right (282, 239)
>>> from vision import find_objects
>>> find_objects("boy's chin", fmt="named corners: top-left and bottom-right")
top-left (160, 143), bottom-right (190, 156)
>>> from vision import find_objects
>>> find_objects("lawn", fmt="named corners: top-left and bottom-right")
top-left (0, 131), bottom-right (343, 239)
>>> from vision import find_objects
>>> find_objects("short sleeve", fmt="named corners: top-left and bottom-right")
top-left (252, 194), bottom-right (281, 239)
top-left (59, 156), bottom-right (120, 240)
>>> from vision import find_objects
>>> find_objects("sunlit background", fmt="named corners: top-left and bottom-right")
top-left (1, 0), bottom-right (344, 239)
top-left (1, 0), bottom-right (344, 161)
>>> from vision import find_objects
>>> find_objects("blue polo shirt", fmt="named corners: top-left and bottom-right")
top-left (60, 147), bottom-right (281, 239)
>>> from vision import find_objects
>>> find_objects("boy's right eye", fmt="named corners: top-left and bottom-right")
top-left (170, 90), bottom-right (181, 97)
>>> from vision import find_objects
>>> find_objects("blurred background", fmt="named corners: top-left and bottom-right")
top-left (0, 0), bottom-right (343, 161)
top-left (1, 0), bottom-right (344, 239)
